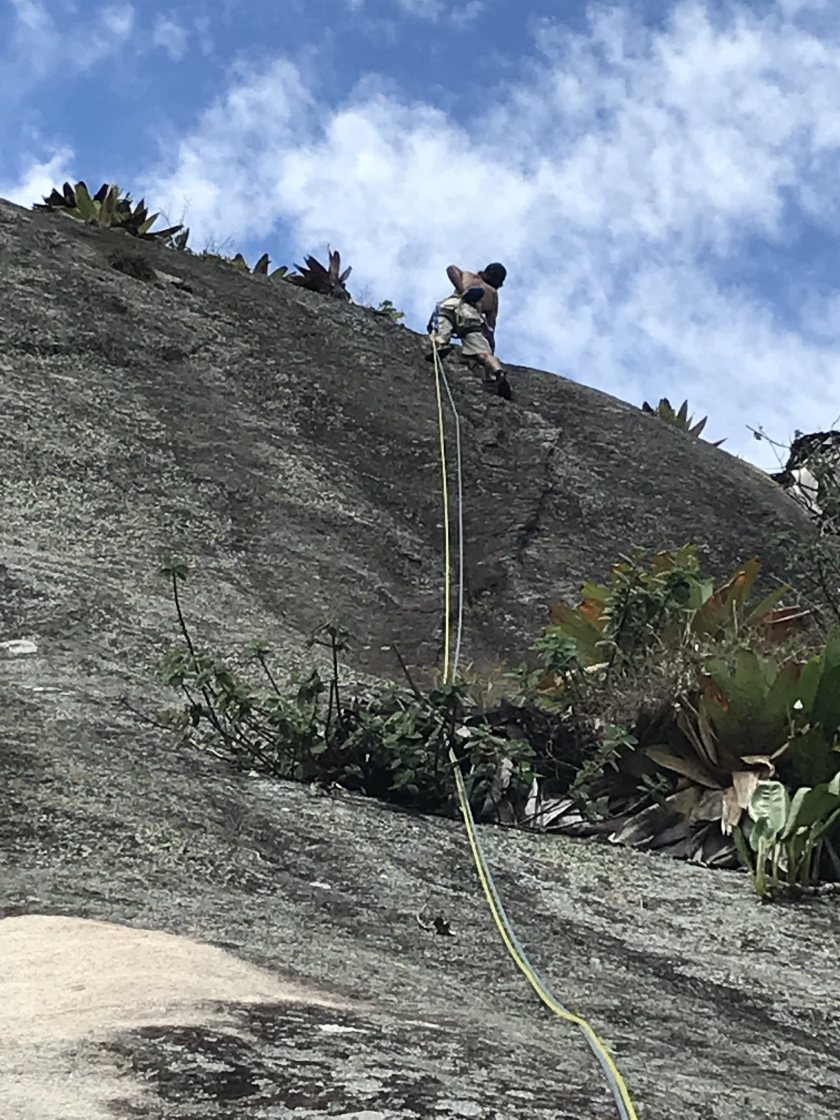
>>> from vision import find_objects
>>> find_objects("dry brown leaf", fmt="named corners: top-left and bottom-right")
top-left (696, 700), bottom-right (720, 768)
top-left (739, 755), bottom-right (776, 777)
top-left (664, 785), bottom-right (723, 822)
top-left (757, 606), bottom-right (812, 641)
top-left (665, 786), bottom-right (706, 814)
top-left (684, 787), bottom-right (725, 823)
top-left (676, 702), bottom-right (720, 771)
top-left (731, 769), bottom-right (761, 811)
top-left (721, 785), bottom-right (744, 834)
top-left (646, 748), bottom-right (723, 789)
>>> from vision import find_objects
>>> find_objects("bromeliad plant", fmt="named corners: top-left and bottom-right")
top-left (646, 649), bottom-right (805, 834)
top-left (35, 181), bottom-right (183, 240)
top-left (571, 629), bottom-right (840, 886)
top-left (33, 182), bottom-right (359, 297)
top-left (776, 630), bottom-right (840, 789)
top-left (514, 543), bottom-right (840, 889)
top-left (286, 249), bottom-right (352, 300)
top-left (641, 398), bottom-right (725, 447)
top-left (199, 250), bottom-right (291, 280)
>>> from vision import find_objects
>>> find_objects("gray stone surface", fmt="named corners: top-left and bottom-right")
top-left (0, 197), bottom-right (813, 682)
top-left (1, 197), bottom-right (838, 1119)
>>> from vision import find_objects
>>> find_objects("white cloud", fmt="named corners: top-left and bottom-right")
top-left (68, 4), bottom-right (134, 69)
top-left (0, 148), bottom-right (75, 208)
top-left (145, 59), bottom-right (316, 240)
top-left (396, 0), bottom-right (482, 21)
top-left (1, 1), bottom-right (137, 91)
top-left (347, 0), bottom-right (483, 21)
top-left (153, 15), bottom-right (189, 61)
top-left (450, 1), bottom-right (484, 26)
top-left (101, 3), bottom-right (134, 39)
top-left (395, 0), bottom-right (442, 15)
top-left (144, 0), bottom-right (840, 463)
top-left (0, 4), bottom-right (135, 201)
top-left (9, 0), bottom-right (52, 34)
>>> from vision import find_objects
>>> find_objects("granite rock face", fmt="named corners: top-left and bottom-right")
top-left (1, 198), bottom-right (837, 1120)
top-left (0, 197), bottom-right (813, 681)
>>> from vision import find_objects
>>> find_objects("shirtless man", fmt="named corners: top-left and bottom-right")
top-left (427, 262), bottom-right (510, 397)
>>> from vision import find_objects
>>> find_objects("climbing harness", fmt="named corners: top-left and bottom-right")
top-left (429, 338), bottom-right (639, 1120)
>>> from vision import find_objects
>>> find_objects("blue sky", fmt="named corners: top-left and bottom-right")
top-left (3, 0), bottom-right (840, 466)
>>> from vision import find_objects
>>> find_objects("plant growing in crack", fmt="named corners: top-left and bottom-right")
top-left (155, 561), bottom-right (532, 817)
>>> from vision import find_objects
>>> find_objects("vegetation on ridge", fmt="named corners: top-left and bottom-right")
top-left (34, 181), bottom-right (184, 241)
top-left (29, 179), bottom-right (409, 319)
top-left (641, 397), bottom-right (725, 447)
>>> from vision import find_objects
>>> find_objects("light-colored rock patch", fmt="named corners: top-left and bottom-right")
top-left (0, 914), bottom-right (353, 1120)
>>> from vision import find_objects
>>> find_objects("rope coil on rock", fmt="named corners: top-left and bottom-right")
top-left (430, 338), bottom-right (639, 1120)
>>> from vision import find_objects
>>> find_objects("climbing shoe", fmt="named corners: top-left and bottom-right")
top-left (425, 345), bottom-right (451, 361)
top-left (481, 367), bottom-right (511, 400)
top-left (425, 334), bottom-right (451, 361)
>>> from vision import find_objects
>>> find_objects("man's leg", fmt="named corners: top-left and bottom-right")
top-left (459, 320), bottom-right (510, 397)
top-left (460, 324), bottom-right (505, 376)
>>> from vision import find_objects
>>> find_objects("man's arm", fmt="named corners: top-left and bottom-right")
top-left (446, 264), bottom-right (464, 292)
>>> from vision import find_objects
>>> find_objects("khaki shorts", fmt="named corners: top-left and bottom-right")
top-left (437, 296), bottom-right (493, 357)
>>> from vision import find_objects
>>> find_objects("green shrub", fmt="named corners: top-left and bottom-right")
top-left (512, 543), bottom-right (840, 892)
top-left (776, 530), bottom-right (840, 630)
top-left (156, 558), bottom-right (533, 818)
top-left (526, 546), bottom-right (789, 700)
top-left (369, 299), bottom-right (405, 321)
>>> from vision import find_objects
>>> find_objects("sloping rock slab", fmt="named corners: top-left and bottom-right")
top-left (2, 685), bottom-right (839, 1119)
top-left (0, 197), bottom-right (815, 681)
top-left (1, 196), bottom-right (836, 1120)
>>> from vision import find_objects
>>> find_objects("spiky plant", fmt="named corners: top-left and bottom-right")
top-left (34, 181), bottom-right (183, 241)
top-left (286, 249), bottom-right (352, 300)
top-left (197, 249), bottom-right (289, 278)
top-left (641, 398), bottom-right (725, 447)
top-left (234, 252), bottom-right (285, 278)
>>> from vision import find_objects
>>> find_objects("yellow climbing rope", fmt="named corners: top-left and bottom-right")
top-left (432, 337), bottom-right (452, 683)
top-left (430, 338), bottom-right (639, 1120)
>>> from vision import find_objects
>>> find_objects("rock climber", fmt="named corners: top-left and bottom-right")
top-left (427, 262), bottom-right (510, 398)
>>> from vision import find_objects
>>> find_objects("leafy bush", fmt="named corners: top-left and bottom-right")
top-left (156, 559), bottom-right (533, 818)
top-left (772, 430), bottom-right (840, 525)
top-left (512, 543), bottom-right (840, 893)
top-left (733, 775), bottom-right (840, 898)
top-left (369, 299), bottom-right (405, 322)
top-left (529, 546), bottom-right (791, 698)
top-left (153, 546), bottom-right (839, 897)
top-left (769, 430), bottom-right (840, 625)
top-left (776, 530), bottom-right (840, 630)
